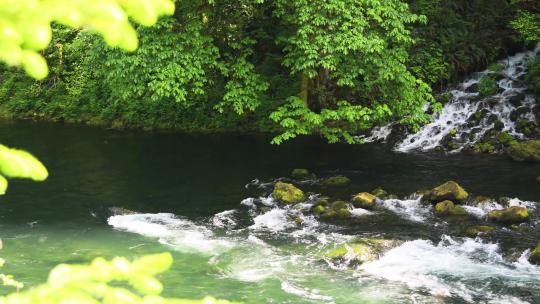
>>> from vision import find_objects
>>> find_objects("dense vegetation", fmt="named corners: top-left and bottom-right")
top-left (0, 0), bottom-right (538, 143)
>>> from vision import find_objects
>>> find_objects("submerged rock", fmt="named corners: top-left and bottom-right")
top-left (321, 176), bottom-right (351, 187)
top-left (428, 181), bottom-right (469, 203)
top-left (312, 205), bottom-right (326, 215)
top-left (352, 192), bottom-right (377, 209)
top-left (529, 243), bottom-right (540, 265)
top-left (507, 140), bottom-right (540, 161)
top-left (291, 168), bottom-right (313, 179)
top-left (108, 207), bottom-right (138, 216)
top-left (434, 200), bottom-right (467, 216)
top-left (325, 239), bottom-right (401, 264)
top-left (488, 206), bottom-right (530, 224)
top-left (465, 225), bottom-right (496, 237)
top-left (272, 182), bottom-right (305, 204)
top-left (371, 188), bottom-right (387, 198)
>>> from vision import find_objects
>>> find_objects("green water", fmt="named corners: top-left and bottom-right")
top-left (0, 121), bottom-right (539, 303)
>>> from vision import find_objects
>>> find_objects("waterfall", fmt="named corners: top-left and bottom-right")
top-left (367, 48), bottom-right (539, 152)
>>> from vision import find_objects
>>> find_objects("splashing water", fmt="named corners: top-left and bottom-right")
top-left (381, 48), bottom-right (539, 152)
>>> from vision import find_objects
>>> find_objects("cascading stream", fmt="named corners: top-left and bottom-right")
top-left (365, 48), bottom-right (540, 152)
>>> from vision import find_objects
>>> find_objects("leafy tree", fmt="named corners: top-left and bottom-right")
top-left (0, 0), bottom-right (175, 79)
top-left (511, 0), bottom-right (540, 42)
top-left (269, 0), bottom-right (435, 143)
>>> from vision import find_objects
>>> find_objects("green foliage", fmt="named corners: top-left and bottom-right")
top-left (512, 11), bottom-right (540, 42)
top-left (488, 63), bottom-right (505, 72)
top-left (0, 144), bottom-right (48, 195)
top-left (525, 56), bottom-right (540, 94)
top-left (0, 0), bottom-right (533, 143)
top-left (0, 0), bottom-right (175, 80)
top-left (270, 0), bottom-right (435, 143)
top-left (478, 76), bottom-right (499, 97)
top-left (0, 253), bottom-right (237, 304)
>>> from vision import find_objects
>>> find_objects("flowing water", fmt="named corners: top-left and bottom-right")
top-left (364, 48), bottom-right (540, 152)
top-left (0, 121), bottom-right (539, 303)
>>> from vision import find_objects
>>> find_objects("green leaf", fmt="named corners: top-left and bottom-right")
top-left (0, 145), bottom-right (48, 181)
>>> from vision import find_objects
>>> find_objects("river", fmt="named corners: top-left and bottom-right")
top-left (0, 120), bottom-right (539, 303)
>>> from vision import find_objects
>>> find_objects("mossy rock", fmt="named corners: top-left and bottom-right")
top-left (352, 192), bottom-right (377, 209)
top-left (320, 209), bottom-right (338, 219)
top-left (313, 197), bottom-right (330, 207)
top-left (324, 239), bottom-right (401, 264)
top-left (470, 195), bottom-right (493, 205)
top-left (428, 181), bottom-right (469, 203)
top-left (488, 206), bottom-right (530, 224)
top-left (465, 225), bottom-right (496, 237)
top-left (496, 132), bottom-right (516, 146)
top-left (321, 176), bottom-right (351, 187)
top-left (312, 205), bottom-right (326, 215)
top-left (473, 142), bottom-right (495, 154)
top-left (272, 182), bottom-right (305, 204)
top-left (435, 200), bottom-right (468, 216)
top-left (291, 168), bottom-right (313, 179)
top-left (529, 242), bottom-right (540, 265)
top-left (507, 140), bottom-right (540, 162)
top-left (331, 201), bottom-right (349, 211)
top-left (336, 208), bottom-right (351, 218)
top-left (494, 119), bottom-right (504, 131)
top-left (371, 188), bottom-right (387, 198)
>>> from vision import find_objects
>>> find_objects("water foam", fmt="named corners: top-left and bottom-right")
top-left (108, 213), bottom-right (235, 254)
top-left (358, 236), bottom-right (540, 302)
top-left (379, 196), bottom-right (431, 222)
top-left (387, 48), bottom-right (540, 152)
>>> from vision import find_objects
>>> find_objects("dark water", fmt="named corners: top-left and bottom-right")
top-left (0, 120), bottom-right (539, 303)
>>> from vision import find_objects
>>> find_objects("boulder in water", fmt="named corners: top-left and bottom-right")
top-left (434, 200), bottom-right (467, 216)
top-left (291, 168), bottom-right (313, 179)
top-left (529, 243), bottom-right (540, 265)
top-left (470, 196), bottom-right (494, 205)
top-left (312, 205), bottom-right (326, 215)
top-left (371, 188), bottom-right (387, 198)
top-left (496, 132), bottom-right (517, 146)
top-left (516, 119), bottom-right (536, 137)
top-left (507, 140), bottom-right (540, 161)
top-left (352, 192), bottom-right (377, 209)
top-left (325, 239), bottom-right (401, 264)
top-left (464, 225), bottom-right (496, 237)
top-left (108, 207), bottom-right (138, 216)
top-left (272, 182), bottom-right (305, 204)
top-left (321, 176), bottom-right (351, 187)
top-left (428, 181), bottom-right (469, 203)
top-left (488, 206), bottom-right (530, 224)
top-left (509, 93), bottom-right (526, 107)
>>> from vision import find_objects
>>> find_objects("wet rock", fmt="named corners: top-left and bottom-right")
top-left (473, 142), bottom-right (495, 154)
top-left (488, 206), bottom-right (530, 224)
top-left (464, 225), bottom-right (496, 237)
top-left (516, 119), bottom-right (536, 137)
top-left (272, 182), bottom-right (305, 204)
top-left (331, 201), bottom-right (349, 211)
top-left (325, 239), bottom-right (402, 264)
top-left (507, 140), bottom-right (540, 161)
top-left (314, 197), bottom-right (330, 207)
top-left (352, 192), bottom-right (377, 209)
top-left (109, 207), bottom-right (138, 216)
top-left (435, 200), bottom-right (467, 216)
top-left (321, 176), bottom-right (351, 187)
top-left (498, 197), bottom-right (512, 207)
top-left (428, 181), bottom-right (469, 203)
top-left (494, 119), bottom-right (504, 131)
top-left (470, 196), bottom-right (493, 205)
top-left (529, 243), bottom-right (540, 265)
top-left (312, 205), bottom-right (326, 215)
top-left (465, 83), bottom-right (479, 93)
top-left (509, 93), bottom-right (526, 107)
top-left (371, 188), bottom-right (388, 198)
top-left (496, 132), bottom-right (517, 146)
top-left (436, 92), bottom-right (453, 105)
top-left (320, 209), bottom-right (337, 219)
top-left (291, 168), bottom-right (313, 179)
